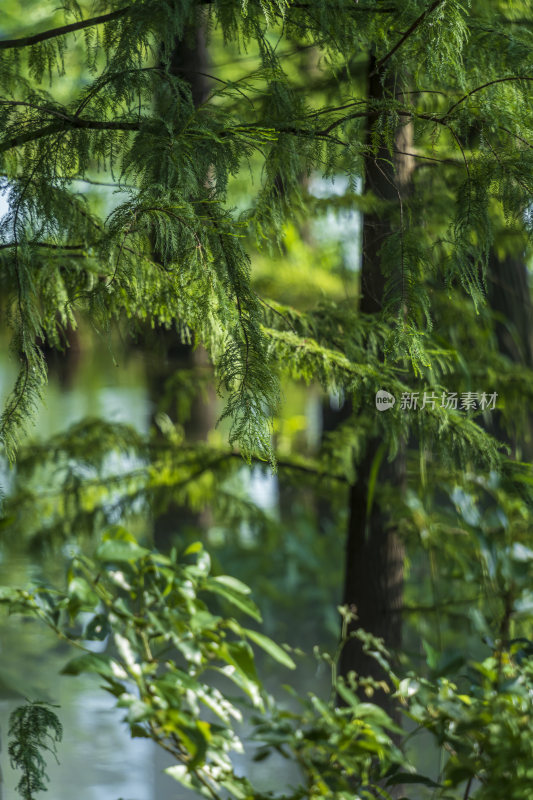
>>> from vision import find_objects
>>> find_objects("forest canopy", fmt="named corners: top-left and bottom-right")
top-left (0, 1), bottom-right (532, 799)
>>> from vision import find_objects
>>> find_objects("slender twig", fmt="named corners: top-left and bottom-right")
top-left (307, 99), bottom-right (369, 120)
top-left (373, 0), bottom-right (445, 74)
top-left (0, 99), bottom-right (74, 121)
top-left (393, 148), bottom-right (461, 165)
top-left (0, 241), bottom-right (86, 251)
top-left (73, 66), bottom-right (185, 117)
top-left (255, 293), bottom-right (298, 333)
top-left (444, 75), bottom-right (533, 119)
top-left (0, 8), bottom-right (130, 50)
top-left (291, 2), bottom-right (395, 10)
top-left (227, 450), bottom-right (347, 481)
top-left (0, 119), bottom-right (140, 154)
top-left (319, 109), bottom-right (370, 136)
top-left (0, 106), bottom-right (453, 156)
top-left (70, 176), bottom-right (137, 188)
top-left (463, 775), bottom-right (473, 800)
top-left (446, 124), bottom-right (471, 179)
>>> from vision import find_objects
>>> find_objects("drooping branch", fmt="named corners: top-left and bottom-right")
top-left (443, 75), bottom-right (533, 119)
top-left (374, 0), bottom-right (445, 74)
top-left (0, 8), bottom-right (130, 51)
top-left (0, 242), bottom-right (86, 251)
top-left (0, 119), bottom-right (140, 154)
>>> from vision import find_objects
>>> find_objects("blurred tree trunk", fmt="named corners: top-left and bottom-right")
top-left (339, 60), bottom-right (413, 711)
top-left (38, 321), bottom-right (82, 389)
top-left (152, 19), bottom-right (216, 798)
top-left (147, 18), bottom-right (215, 550)
top-left (487, 249), bottom-right (533, 460)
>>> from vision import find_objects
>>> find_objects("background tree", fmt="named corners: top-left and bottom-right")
top-left (1, 1), bottom-right (533, 798)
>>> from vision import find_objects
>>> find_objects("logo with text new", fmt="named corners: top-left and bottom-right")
top-left (375, 390), bottom-right (396, 411)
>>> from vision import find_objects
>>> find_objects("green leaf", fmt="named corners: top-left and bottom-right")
top-left (220, 775), bottom-right (255, 800)
top-left (67, 576), bottom-right (97, 605)
top-left (102, 525), bottom-right (139, 543)
top-left (84, 614), bottom-right (110, 641)
top-left (335, 680), bottom-right (359, 708)
top-left (243, 629), bottom-right (296, 669)
top-left (61, 653), bottom-right (117, 678)
top-left (212, 575), bottom-right (252, 595)
top-left (165, 765), bottom-right (214, 798)
top-left (226, 641), bottom-right (258, 680)
top-left (96, 539), bottom-right (150, 563)
top-left (204, 578), bottom-right (262, 621)
top-left (183, 542), bottom-right (204, 555)
top-left (385, 772), bottom-right (442, 788)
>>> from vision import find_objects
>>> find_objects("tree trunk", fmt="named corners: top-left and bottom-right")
top-left (487, 249), bottom-right (533, 460)
top-left (148, 18), bottom-right (214, 551)
top-left (340, 61), bottom-right (413, 710)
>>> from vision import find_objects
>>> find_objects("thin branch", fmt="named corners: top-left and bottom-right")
top-left (70, 176), bottom-right (137, 188)
top-left (0, 241), bottom-right (86, 251)
top-left (318, 109), bottom-right (370, 136)
top-left (447, 124), bottom-right (471, 179)
top-left (0, 8), bottom-right (130, 50)
top-left (444, 75), bottom-right (533, 119)
top-left (227, 450), bottom-right (347, 481)
top-left (463, 776), bottom-right (474, 800)
top-left (307, 99), bottom-right (368, 120)
top-left (255, 293), bottom-right (298, 334)
top-left (374, 0), bottom-right (445, 74)
top-left (291, 2), bottom-right (395, 10)
top-left (2, 105), bottom-right (450, 155)
top-left (0, 118), bottom-right (140, 154)
top-left (498, 125), bottom-right (533, 150)
top-left (393, 148), bottom-right (461, 165)
top-left (280, 108), bottom-right (442, 139)
top-left (73, 66), bottom-right (159, 117)
top-left (0, 99), bottom-right (74, 121)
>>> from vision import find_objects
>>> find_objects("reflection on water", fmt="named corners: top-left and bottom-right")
top-left (0, 556), bottom-right (156, 799)
top-left (0, 343), bottom-right (336, 800)
top-left (0, 343), bottom-right (160, 799)
top-left (0, 554), bottom-right (329, 800)
top-left (1, 694), bottom-right (155, 800)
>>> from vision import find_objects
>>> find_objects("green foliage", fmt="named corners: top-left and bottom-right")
top-left (0, 0), bottom-right (531, 462)
top-left (4, 531), bottom-right (533, 799)
top-left (0, 533), bottom-right (409, 799)
top-left (0, 0), bottom-right (533, 798)
top-left (8, 701), bottom-right (63, 800)
top-left (399, 644), bottom-right (533, 799)
top-left (2, 531), bottom-right (297, 798)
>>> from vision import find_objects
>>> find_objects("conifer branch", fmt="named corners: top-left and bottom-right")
top-left (0, 8), bottom-right (130, 50)
top-left (0, 119), bottom-right (140, 154)
top-left (0, 242), bottom-right (85, 251)
top-left (498, 126), bottom-right (533, 150)
top-left (8, 701), bottom-right (62, 800)
top-left (0, 100), bottom-right (75, 120)
top-left (291, 2), bottom-right (396, 11)
top-left (393, 148), bottom-right (461, 165)
top-left (443, 75), bottom-right (533, 119)
top-left (447, 125), bottom-right (471, 179)
top-left (73, 67), bottom-right (158, 117)
top-left (374, 0), bottom-right (445, 74)
top-left (228, 451), bottom-right (348, 482)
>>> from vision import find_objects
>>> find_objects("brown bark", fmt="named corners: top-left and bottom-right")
top-left (487, 249), bottom-right (533, 458)
top-left (488, 250), bottom-right (533, 367)
top-left (340, 451), bottom-right (405, 677)
top-left (339, 61), bottom-right (413, 711)
top-left (148, 18), bottom-right (215, 551)
top-left (38, 322), bottom-right (82, 389)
